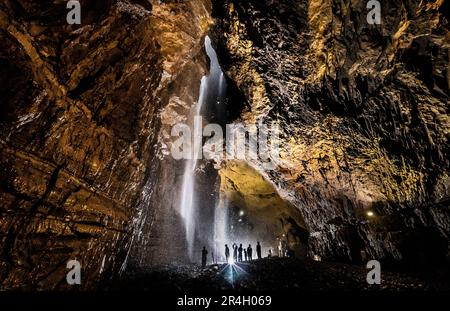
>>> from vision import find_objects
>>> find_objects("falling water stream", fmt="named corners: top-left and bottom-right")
top-left (179, 36), bottom-right (228, 260)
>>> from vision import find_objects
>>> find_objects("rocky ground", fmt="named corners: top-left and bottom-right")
top-left (0, 0), bottom-right (211, 289)
top-left (110, 257), bottom-right (450, 291)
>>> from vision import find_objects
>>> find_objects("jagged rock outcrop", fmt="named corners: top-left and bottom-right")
top-left (212, 0), bottom-right (449, 266)
top-left (219, 161), bottom-right (308, 257)
top-left (0, 0), bottom-right (211, 289)
top-left (1, 0), bottom-right (448, 291)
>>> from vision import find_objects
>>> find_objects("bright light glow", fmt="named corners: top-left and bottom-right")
top-left (238, 219), bottom-right (242, 222)
top-left (222, 259), bottom-right (248, 286)
top-left (239, 210), bottom-right (244, 216)
top-left (228, 258), bottom-right (235, 265)
top-left (367, 211), bottom-right (374, 217)
top-left (313, 255), bottom-right (322, 262)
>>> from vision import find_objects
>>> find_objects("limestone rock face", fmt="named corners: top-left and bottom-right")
top-left (212, 0), bottom-right (449, 265)
top-left (0, 0), bottom-right (211, 289)
top-left (0, 0), bottom-right (449, 290)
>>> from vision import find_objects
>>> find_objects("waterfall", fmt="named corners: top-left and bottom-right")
top-left (179, 77), bottom-right (205, 259)
top-left (179, 36), bottom-right (228, 260)
top-left (213, 195), bottom-right (229, 263)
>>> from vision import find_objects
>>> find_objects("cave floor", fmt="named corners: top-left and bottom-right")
top-left (110, 258), bottom-right (450, 291)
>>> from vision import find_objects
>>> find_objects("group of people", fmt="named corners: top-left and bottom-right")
top-left (200, 240), bottom-right (297, 267)
top-left (201, 242), bottom-right (263, 267)
top-left (225, 241), bottom-right (262, 263)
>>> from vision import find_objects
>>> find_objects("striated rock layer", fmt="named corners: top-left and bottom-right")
top-left (212, 0), bottom-right (449, 266)
top-left (0, 0), bottom-right (449, 290)
top-left (0, 0), bottom-right (211, 289)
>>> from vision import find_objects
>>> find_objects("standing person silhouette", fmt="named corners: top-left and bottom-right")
top-left (225, 244), bottom-right (230, 263)
top-left (238, 244), bottom-right (243, 262)
top-left (202, 246), bottom-right (208, 268)
top-left (232, 243), bottom-right (238, 262)
top-left (247, 244), bottom-right (253, 261)
top-left (256, 241), bottom-right (262, 259)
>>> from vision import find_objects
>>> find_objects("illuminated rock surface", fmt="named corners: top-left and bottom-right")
top-left (0, 0), bottom-right (449, 290)
top-left (212, 0), bottom-right (449, 266)
top-left (0, 0), bottom-right (211, 289)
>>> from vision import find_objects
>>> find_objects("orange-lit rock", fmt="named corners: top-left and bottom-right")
top-left (0, 0), bottom-right (211, 289)
top-left (212, 0), bottom-right (449, 265)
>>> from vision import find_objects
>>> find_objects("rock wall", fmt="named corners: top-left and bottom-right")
top-left (0, 0), bottom-right (448, 290)
top-left (0, 0), bottom-right (211, 289)
top-left (212, 0), bottom-right (450, 267)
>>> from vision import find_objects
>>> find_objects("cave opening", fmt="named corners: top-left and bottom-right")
top-left (218, 161), bottom-right (309, 261)
top-left (0, 0), bottom-right (449, 296)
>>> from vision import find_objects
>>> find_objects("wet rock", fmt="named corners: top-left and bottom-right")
top-left (212, 0), bottom-right (450, 267)
top-left (0, 0), bottom-right (211, 289)
top-left (0, 0), bottom-right (448, 291)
